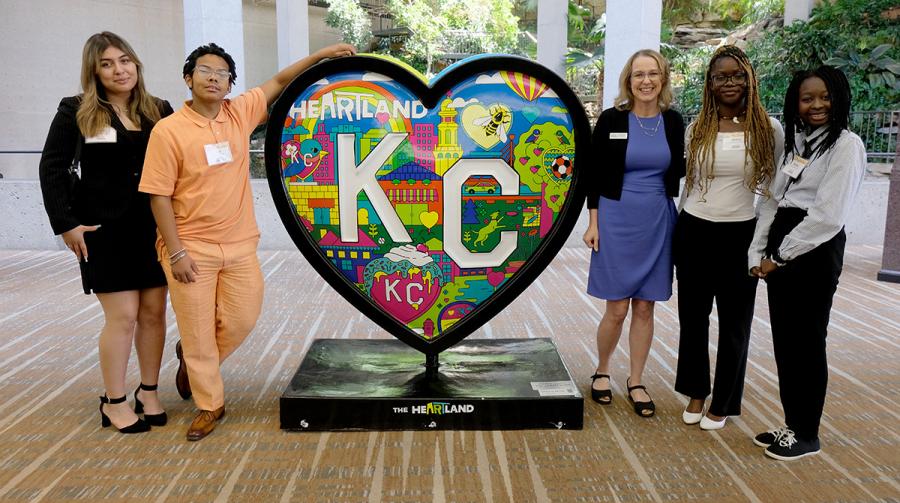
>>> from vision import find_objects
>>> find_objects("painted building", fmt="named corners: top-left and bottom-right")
top-left (378, 162), bottom-right (443, 226)
top-left (318, 229), bottom-right (380, 283)
top-left (433, 98), bottom-right (463, 177)
top-left (411, 123), bottom-right (437, 172)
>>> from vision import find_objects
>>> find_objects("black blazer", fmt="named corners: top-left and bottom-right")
top-left (586, 106), bottom-right (685, 208)
top-left (39, 96), bottom-right (173, 234)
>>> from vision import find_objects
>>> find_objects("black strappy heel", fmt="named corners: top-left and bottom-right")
top-left (100, 395), bottom-right (151, 433)
top-left (134, 383), bottom-right (167, 426)
top-left (590, 373), bottom-right (612, 404)
top-left (626, 377), bottom-right (655, 418)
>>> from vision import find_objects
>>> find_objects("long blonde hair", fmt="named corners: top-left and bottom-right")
top-left (76, 31), bottom-right (160, 137)
top-left (685, 45), bottom-right (775, 198)
top-left (614, 49), bottom-right (673, 112)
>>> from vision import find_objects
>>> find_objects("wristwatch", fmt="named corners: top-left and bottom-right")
top-left (768, 251), bottom-right (786, 267)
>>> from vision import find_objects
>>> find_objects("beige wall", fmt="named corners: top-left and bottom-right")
top-left (242, 0), bottom-right (278, 90)
top-left (0, 0), bottom-right (345, 180)
top-left (0, 0), bottom-right (185, 179)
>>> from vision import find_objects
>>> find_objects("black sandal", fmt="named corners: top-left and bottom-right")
top-left (626, 377), bottom-right (655, 417)
top-left (134, 383), bottom-right (168, 426)
top-left (590, 373), bottom-right (612, 405)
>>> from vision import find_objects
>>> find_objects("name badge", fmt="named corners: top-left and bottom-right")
top-left (783, 156), bottom-right (809, 179)
top-left (721, 134), bottom-right (745, 151)
top-left (84, 126), bottom-right (117, 144)
top-left (204, 141), bottom-right (233, 166)
top-left (609, 132), bottom-right (628, 140)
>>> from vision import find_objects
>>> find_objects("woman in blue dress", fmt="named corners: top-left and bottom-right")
top-left (582, 49), bottom-right (685, 417)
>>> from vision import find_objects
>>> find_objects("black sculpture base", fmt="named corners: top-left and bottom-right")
top-left (280, 338), bottom-right (583, 431)
top-left (877, 269), bottom-right (900, 283)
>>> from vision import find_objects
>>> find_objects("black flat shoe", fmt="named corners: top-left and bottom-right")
top-left (100, 395), bottom-right (150, 433)
top-left (134, 383), bottom-right (167, 426)
top-left (625, 377), bottom-right (655, 418)
top-left (590, 373), bottom-right (612, 405)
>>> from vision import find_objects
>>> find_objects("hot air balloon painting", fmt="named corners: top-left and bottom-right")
top-left (502, 72), bottom-right (549, 102)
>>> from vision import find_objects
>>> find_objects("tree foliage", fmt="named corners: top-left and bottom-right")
top-left (325, 0), bottom-right (373, 50)
top-left (663, 0), bottom-right (784, 28)
top-left (672, 0), bottom-right (899, 113)
top-left (386, 0), bottom-right (520, 76)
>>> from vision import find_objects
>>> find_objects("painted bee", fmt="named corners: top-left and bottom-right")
top-left (473, 104), bottom-right (512, 143)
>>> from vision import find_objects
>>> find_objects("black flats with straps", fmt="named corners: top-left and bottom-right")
top-left (626, 377), bottom-right (655, 418)
top-left (590, 373), bottom-right (613, 405)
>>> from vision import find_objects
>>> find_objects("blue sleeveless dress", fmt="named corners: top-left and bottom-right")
top-left (587, 112), bottom-right (677, 301)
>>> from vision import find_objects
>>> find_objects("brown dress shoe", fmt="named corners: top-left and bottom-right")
top-left (175, 340), bottom-right (192, 400)
top-left (186, 406), bottom-right (225, 441)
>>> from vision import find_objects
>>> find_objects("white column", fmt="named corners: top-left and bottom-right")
top-left (537, 0), bottom-right (567, 78)
top-left (602, 0), bottom-right (662, 109)
top-left (784, 0), bottom-right (815, 25)
top-left (276, 0), bottom-right (310, 70)
top-left (183, 0), bottom-right (246, 95)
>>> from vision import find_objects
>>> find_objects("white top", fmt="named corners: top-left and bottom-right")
top-left (680, 117), bottom-right (784, 222)
top-left (748, 126), bottom-right (867, 270)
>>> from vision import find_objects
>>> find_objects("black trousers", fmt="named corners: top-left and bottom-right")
top-left (765, 207), bottom-right (845, 441)
top-left (673, 211), bottom-right (758, 416)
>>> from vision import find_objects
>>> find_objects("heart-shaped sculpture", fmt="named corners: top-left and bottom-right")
top-left (266, 55), bottom-right (589, 355)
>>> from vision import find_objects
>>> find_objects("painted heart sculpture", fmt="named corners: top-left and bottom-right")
top-left (266, 54), bottom-right (589, 355)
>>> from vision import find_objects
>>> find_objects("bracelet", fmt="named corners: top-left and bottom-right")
top-left (169, 250), bottom-right (187, 265)
top-left (168, 247), bottom-right (186, 259)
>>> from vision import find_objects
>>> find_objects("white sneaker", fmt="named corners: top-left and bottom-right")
top-left (682, 408), bottom-right (703, 425)
top-left (700, 415), bottom-right (727, 430)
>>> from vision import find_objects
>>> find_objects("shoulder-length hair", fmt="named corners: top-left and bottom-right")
top-left (782, 65), bottom-right (851, 163)
top-left (76, 31), bottom-right (161, 137)
top-left (614, 49), bottom-right (673, 112)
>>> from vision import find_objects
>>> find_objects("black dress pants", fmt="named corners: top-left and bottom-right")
top-left (674, 211), bottom-right (758, 416)
top-left (764, 207), bottom-right (845, 441)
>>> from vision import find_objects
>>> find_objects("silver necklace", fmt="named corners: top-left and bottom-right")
top-left (634, 113), bottom-right (662, 136)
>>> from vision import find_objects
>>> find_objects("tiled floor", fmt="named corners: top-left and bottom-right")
top-left (0, 245), bottom-right (897, 502)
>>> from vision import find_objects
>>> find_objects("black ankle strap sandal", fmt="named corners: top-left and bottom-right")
top-left (626, 378), bottom-right (655, 418)
top-left (134, 383), bottom-right (168, 426)
top-left (590, 373), bottom-right (612, 405)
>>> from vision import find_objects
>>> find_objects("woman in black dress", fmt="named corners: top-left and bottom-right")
top-left (39, 32), bottom-right (173, 433)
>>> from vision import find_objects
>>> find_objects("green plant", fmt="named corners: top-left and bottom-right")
top-left (325, 0), bottom-right (373, 50)
top-left (826, 44), bottom-right (900, 91)
top-left (386, 0), bottom-right (519, 76)
top-left (673, 0), bottom-right (900, 112)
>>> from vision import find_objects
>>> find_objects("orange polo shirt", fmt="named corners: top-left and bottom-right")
top-left (139, 87), bottom-right (267, 246)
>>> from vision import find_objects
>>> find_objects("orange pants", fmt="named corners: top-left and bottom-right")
top-left (161, 238), bottom-right (263, 410)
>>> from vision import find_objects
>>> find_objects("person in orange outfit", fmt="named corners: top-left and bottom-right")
top-left (140, 42), bottom-right (355, 441)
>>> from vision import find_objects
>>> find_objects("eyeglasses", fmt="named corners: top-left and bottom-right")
top-left (711, 73), bottom-right (748, 86)
top-left (195, 65), bottom-right (231, 80)
top-left (631, 71), bottom-right (661, 82)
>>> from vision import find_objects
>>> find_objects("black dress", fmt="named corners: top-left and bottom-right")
top-left (39, 97), bottom-right (173, 294)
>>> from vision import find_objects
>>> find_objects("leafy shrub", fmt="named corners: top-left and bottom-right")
top-left (673, 0), bottom-right (899, 113)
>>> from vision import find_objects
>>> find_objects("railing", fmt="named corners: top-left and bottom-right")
top-left (681, 110), bottom-right (898, 164)
top-left (250, 110), bottom-right (898, 179)
top-left (850, 111), bottom-right (899, 163)
top-left (11, 111), bottom-right (894, 179)
top-left (436, 30), bottom-right (495, 61)
top-left (571, 105), bottom-right (898, 164)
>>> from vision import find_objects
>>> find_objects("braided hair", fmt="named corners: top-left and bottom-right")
top-left (685, 45), bottom-right (776, 198)
top-left (782, 66), bottom-right (851, 163)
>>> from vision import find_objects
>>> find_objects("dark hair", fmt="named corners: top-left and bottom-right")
top-left (782, 65), bottom-right (851, 163)
top-left (183, 43), bottom-right (237, 85)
